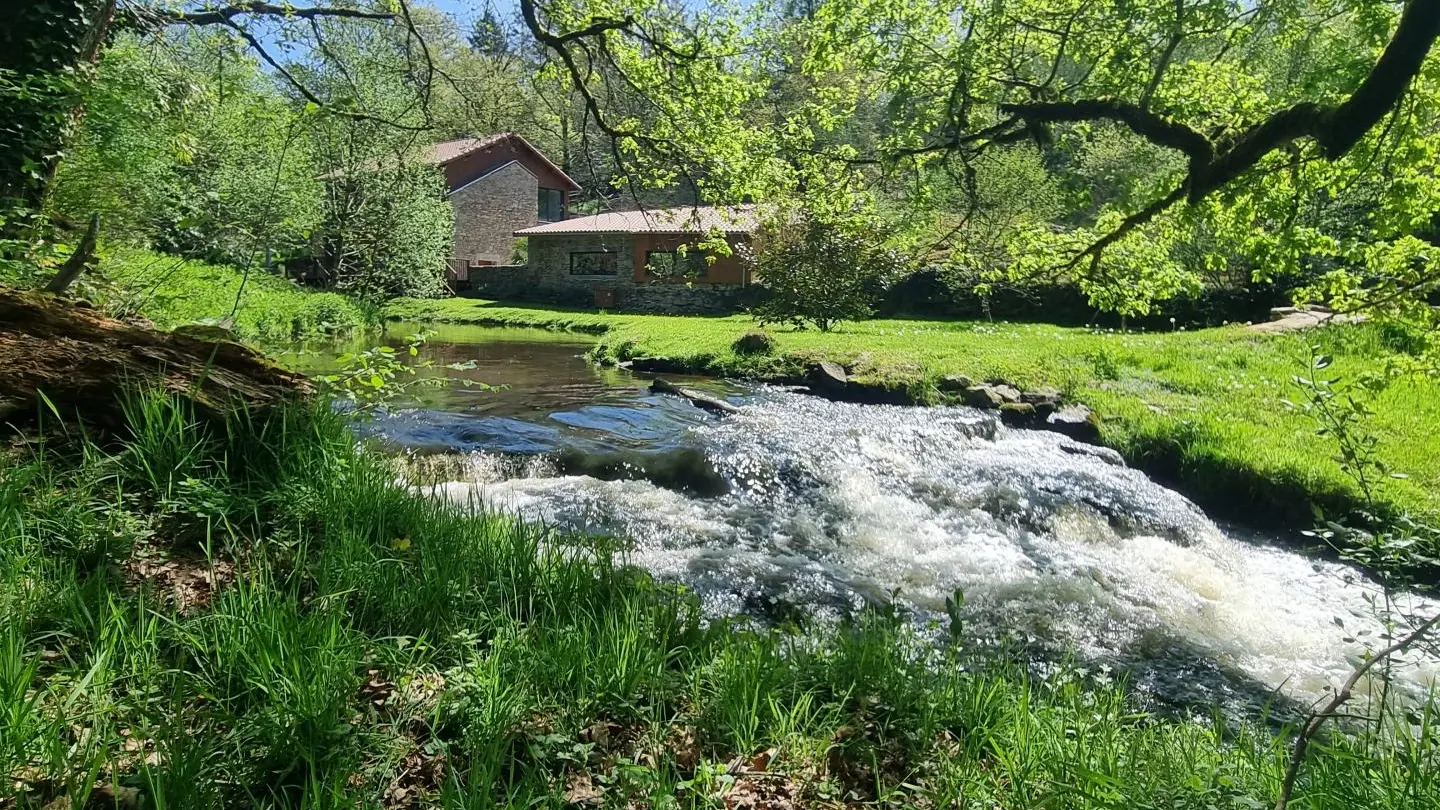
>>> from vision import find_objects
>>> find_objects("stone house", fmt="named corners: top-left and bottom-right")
top-left (428, 133), bottom-right (581, 273)
top-left (466, 206), bottom-right (758, 314)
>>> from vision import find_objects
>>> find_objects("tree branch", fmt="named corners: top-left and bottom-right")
top-left (134, 2), bottom-right (394, 27)
top-left (1139, 0), bottom-right (1188, 109)
top-left (219, 17), bottom-right (429, 131)
top-left (553, 15), bottom-right (636, 45)
top-left (1274, 610), bottom-right (1440, 810)
top-left (1000, 0), bottom-right (1440, 204)
top-left (1067, 183), bottom-right (1187, 274)
top-left (999, 98), bottom-right (1214, 172)
top-left (1317, 0), bottom-right (1440, 157)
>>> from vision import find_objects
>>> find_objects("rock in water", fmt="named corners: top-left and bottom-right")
top-left (629, 356), bottom-right (691, 374)
top-left (650, 378), bottom-right (740, 415)
top-left (1021, 387), bottom-right (1061, 406)
top-left (1044, 404), bottom-right (1102, 443)
top-left (998, 402), bottom-right (1037, 427)
top-left (991, 384), bottom-right (1023, 404)
top-left (1059, 440), bottom-right (1126, 466)
top-left (936, 374), bottom-right (972, 392)
top-left (960, 384), bottom-right (1004, 409)
top-left (806, 360), bottom-right (849, 393)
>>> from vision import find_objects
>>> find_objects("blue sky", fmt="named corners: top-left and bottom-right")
top-left (425, 0), bottom-right (514, 28)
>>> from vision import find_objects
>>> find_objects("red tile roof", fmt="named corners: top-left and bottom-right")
top-left (425, 134), bottom-right (509, 165)
top-left (427, 133), bottom-right (580, 191)
top-left (515, 205), bottom-right (759, 236)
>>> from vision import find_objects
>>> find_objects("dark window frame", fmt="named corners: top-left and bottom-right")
top-left (569, 251), bottom-right (618, 276)
top-left (538, 188), bottom-right (565, 222)
top-left (644, 249), bottom-right (707, 279)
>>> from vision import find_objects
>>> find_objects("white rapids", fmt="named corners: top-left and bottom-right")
top-left (424, 391), bottom-right (1439, 711)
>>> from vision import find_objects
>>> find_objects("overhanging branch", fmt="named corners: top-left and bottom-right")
top-left (1000, 97), bottom-right (1215, 173)
top-left (132, 2), bottom-right (394, 27)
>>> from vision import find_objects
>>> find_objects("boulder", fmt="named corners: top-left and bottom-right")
top-left (650, 378), bottom-right (740, 415)
top-left (990, 383), bottom-right (1023, 404)
top-left (1020, 387), bottom-right (1062, 406)
top-left (843, 379), bottom-right (914, 406)
top-left (629, 356), bottom-right (692, 374)
top-left (1059, 440), bottom-right (1126, 467)
top-left (961, 385), bottom-right (1004, 409)
top-left (998, 402), bottom-right (1037, 427)
top-left (806, 360), bottom-right (849, 393)
top-left (961, 383), bottom-right (1020, 409)
top-left (1044, 404), bottom-right (1102, 444)
top-left (937, 374), bottom-right (973, 393)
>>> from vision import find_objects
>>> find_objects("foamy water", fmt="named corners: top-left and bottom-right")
top-left (413, 391), bottom-right (1437, 710)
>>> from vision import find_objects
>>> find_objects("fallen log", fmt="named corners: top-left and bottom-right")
top-left (0, 287), bottom-right (310, 430)
top-left (649, 378), bottom-right (740, 416)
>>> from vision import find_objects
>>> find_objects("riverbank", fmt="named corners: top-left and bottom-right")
top-left (385, 297), bottom-right (1440, 539)
top-left (93, 248), bottom-right (374, 342)
top-left (5, 393), bottom-right (1436, 809)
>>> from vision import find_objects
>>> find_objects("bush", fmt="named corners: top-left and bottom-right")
top-left (731, 330), bottom-right (777, 356)
top-left (746, 212), bottom-right (906, 331)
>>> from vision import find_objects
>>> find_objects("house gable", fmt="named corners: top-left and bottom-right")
top-left (432, 133), bottom-right (579, 195)
top-left (449, 161), bottom-right (540, 267)
top-left (431, 133), bottom-right (579, 271)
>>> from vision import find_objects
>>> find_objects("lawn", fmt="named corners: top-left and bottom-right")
top-left (386, 297), bottom-right (1440, 534)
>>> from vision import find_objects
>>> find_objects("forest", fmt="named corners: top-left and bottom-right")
top-left (2, 0), bottom-right (1440, 809)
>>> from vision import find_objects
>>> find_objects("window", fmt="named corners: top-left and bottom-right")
top-left (538, 188), bottom-right (565, 221)
top-left (570, 251), bottom-right (618, 275)
top-left (645, 249), bottom-right (706, 278)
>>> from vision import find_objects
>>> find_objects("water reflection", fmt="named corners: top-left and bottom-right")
top-left (285, 322), bottom-right (742, 453)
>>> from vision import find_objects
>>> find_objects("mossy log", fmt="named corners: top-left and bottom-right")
top-left (0, 287), bottom-right (310, 428)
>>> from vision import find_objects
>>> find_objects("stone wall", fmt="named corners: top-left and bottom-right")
top-left (465, 264), bottom-right (536, 300)
top-left (449, 162), bottom-right (537, 266)
top-left (530, 233), bottom-right (636, 287)
top-left (618, 282), bottom-right (743, 315)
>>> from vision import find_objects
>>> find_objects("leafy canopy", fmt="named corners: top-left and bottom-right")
top-left (520, 0), bottom-right (1440, 318)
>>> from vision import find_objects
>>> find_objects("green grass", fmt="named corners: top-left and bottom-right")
top-left (91, 248), bottom-right (374, 342)
top-left (386, 297), bottom-right (1440, 535)
top-left (3, 392), bottom-right (1437, 808)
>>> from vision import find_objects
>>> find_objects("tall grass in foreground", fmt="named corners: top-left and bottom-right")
top-left (2, 393), bottom-right (1437, 808)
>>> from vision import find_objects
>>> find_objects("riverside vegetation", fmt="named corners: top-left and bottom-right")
top-left (8, 0), bottom-right (1440, 806)
top-left (0, 257), bottom-right (1436, 808)
top-left (4, 391), bottom-right (1440, 809)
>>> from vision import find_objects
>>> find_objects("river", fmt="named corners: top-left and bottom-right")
top-left (288, 323), bottom-right (1439, 714)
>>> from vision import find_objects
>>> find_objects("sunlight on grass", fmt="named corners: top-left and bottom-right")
top-left (99, 248), bottom-right (373, 341)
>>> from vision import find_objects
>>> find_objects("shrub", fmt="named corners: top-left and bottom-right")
top-left (731, 330), bottom-right (777, 356)
top-left (746, 212), bottom-right (907, 331)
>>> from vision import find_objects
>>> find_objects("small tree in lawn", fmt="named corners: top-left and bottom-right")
top-left (747, 213), bottom-right (904, 331)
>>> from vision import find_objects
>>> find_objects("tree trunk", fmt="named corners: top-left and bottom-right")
top-left (0, 0), bottom-right (116, 223)
top-left (0, 287), bottom-right (311, 430)
top-left (44, 212), bottom-right (100, 294)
